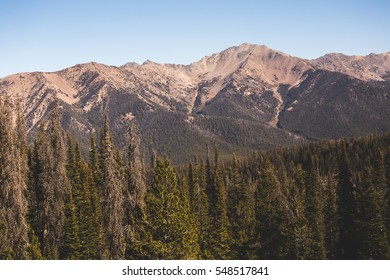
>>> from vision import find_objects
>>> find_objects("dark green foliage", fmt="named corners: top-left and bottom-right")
top-left (286, 167), bottom-right (310, 259)
top-left (26, 228), bottom-right (43, 260)
top-left (357, 169), bottom-right (390, 259)
top-left (323, 174), bottom-right (338, 259)
top-left (304, 157), bottom-right (326, 259)
top-left (144, 156), bottom-right (200, 259)
top-left (336, 143), bottom-right (359, 259)
top-left (227, 154), bottom-right (255, 259)
top-left (61, 193), bottom-right (80, 259)
top-left (3, 97), bottom-right (390, 260)
top-left (188, 160), bottom-right (213, 259)
top-left (254, 157), bottom-right (289, 259)
top-left (207, 149), bottom-right (231, 259)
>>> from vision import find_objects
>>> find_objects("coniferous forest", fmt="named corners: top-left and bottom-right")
top-left (1, 99), bottom-right (390, 260)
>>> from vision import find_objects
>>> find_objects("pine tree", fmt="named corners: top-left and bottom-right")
top-left (304, 156), bottom-right (326, 259)
top-left (124, 123), bottom-right (148, 260)
top-left (145, 156), bottom-right (200, 259)
top-left (336, 142), bottom-right (359, 259)
top-left (324, 173), bottom-right (338, 259)
top-left (26, 228), bottom-right (43, 260)
top-left (88, 131), bottom-right (107, 259)
top-left (373, 149), bottom-right (388, 224)
top-left (207, 149), bottom-right (231, 259)
top-left (358, 168), bottom-right (390, 259)
top-left (0, 97), bottom-right (29, 259)
top-left (32, 102), bottom-right (70, 259)
top-left (188, 160), bottom-right (213, 259)
top-left (287, 166), bottom-right (310, 259)
top-left (227, 154), bottom-right (255, 259)
top-left (0, 209), bottom-right (13, 259)
top-left (385, 147), bottom-right (390, 238)
top-left (61, 193), bottom-right (81, 259)
top-left (125, 122), bottom-right (146, 213)
top-left (99, 115), bottom-right (125, 259)
top-left (255, 157), bottom-right (289, 259)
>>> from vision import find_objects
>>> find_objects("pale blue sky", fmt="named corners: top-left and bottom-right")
top-left (1, 0), bottom-right (389, 78)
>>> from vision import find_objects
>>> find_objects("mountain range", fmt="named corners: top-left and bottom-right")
top-left (1, 43), bottom-right (390, 162)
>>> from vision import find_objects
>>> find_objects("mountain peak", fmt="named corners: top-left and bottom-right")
top-left (313, 51), bottom-right (390, 81)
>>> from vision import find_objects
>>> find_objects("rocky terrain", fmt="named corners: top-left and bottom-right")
top-left (1, 43), bottom-right (390, 162)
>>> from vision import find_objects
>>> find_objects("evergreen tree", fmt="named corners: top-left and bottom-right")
top-left (188, 160), bottom-right (213, 259)
top-left (125, 122), bottom-right (146, 213)
top-left (26, 228), bottom-right (43, 260)
top-left (227, 154), bottom-right (255, 259)
top-left (207, 149), bottom-right (231, 259)
top-left (0, 97), bottom-right (29, 259)
top-left (0, 209), bottom-right (13, 259)
top-left (255, 157), bottom-right (289, 259)
top-left (124, 123), bottom-right (148, 260)
top-left (32, 102), bottom-right (70, 259)
top-left (336, 142), bottom-right (359, 259)
top-left (324, 173), bottom-right (338, 259)
top-left (385, 147), bottom-right (390, 238)
top-left (88, 131), bottom-right (107, 259)
top-left (287, 166), bottom-right (310, 259)
top-left (99, 115), bottom-right (125, 259)
top-left (358, 168), bottom-right (390, 259)
top-left (373, 149), bottom-right (388, 223)
top-left (145, 156), bottom-right (200, 259)
top-left (304, 156), bottom-right (326, 259)
top-left (61, 193), bottom-right (81, 259)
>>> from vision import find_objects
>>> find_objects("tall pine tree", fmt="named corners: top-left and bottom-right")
top-left (0, 97), bottom-right (29, 259)
top-left (99, 115), bottom-right (125, 259)
top-left (145, 156), bottom-right (200, 259)
top-left (336, 142), bottom-right (359, 259)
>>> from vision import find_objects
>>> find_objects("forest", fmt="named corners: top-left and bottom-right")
top-left (1, 98), bottom-right (390, 260)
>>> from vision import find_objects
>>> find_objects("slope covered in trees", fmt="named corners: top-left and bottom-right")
top-left (1, 98), bottom-right (390, 259)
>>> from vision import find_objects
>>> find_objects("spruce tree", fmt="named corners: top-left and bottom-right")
top-left (0, 209), bottom-right (13, 259)
top-left (227, 154), bottom-right (255, 259)
top-left (324, 173), bottom-right (338, 259)
top-left (255, 157), bottom-right (289, 259)
top-left (99, 115), bottom-right (125, 259)
top-left (358, 168), bottom-right (390, 259)
top-left (336, 142), bottom-right (359, 259)
top-left (207, 149), bottom-right (231, 259)
top-left (0, 97), bottom-right (29, 259)
top-left (61, 193), bottom-right (81, 259)
top-left (32, 102), bottom-right (70, 259)
top-left (124, 123), bottom-right (148, 260)
top-left (88, 131), bottom-right (107, 259)
top-left (304, 156), bottom-right (326, 259)
top-left (26, 228), bottom-right (43, 260)
top-left (125, 122), bottom-right (146, 213)
top-left (288, 166), bottom-right (310, 259)
top-left (187, 160), bottom-right (213, 259)
top-left (145, 156), bottom-right (200, 259)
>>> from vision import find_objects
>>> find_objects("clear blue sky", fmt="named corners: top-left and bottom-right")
top-left (1, 0), bottom-right (389, 78)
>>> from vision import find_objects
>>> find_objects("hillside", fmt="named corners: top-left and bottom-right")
top-left (1, 43), bottom-right (390, 162)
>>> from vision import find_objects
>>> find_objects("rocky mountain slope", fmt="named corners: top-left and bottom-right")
top-left (1, 43), bottom-right (390, 162)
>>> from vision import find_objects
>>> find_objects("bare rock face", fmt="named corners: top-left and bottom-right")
top-left (312, 52), bottom-right (390, 81)
top-left (1, 44), bottom-right (390, 162)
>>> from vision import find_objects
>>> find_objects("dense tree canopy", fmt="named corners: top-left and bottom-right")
top-left (1, 99), bottom-right (390, 259)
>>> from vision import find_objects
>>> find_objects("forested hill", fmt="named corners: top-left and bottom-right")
top-left (1, 99), bottom-right (390, 259)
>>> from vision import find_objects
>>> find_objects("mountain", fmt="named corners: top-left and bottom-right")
top-left (1, 43), bottom-right (390, 162)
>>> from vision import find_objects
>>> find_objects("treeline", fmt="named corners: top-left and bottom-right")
top-left (1, 98), bottom-right (390, 259)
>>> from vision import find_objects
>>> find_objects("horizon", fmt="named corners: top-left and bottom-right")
top-left (1, 0), bottom-right (389, 78)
